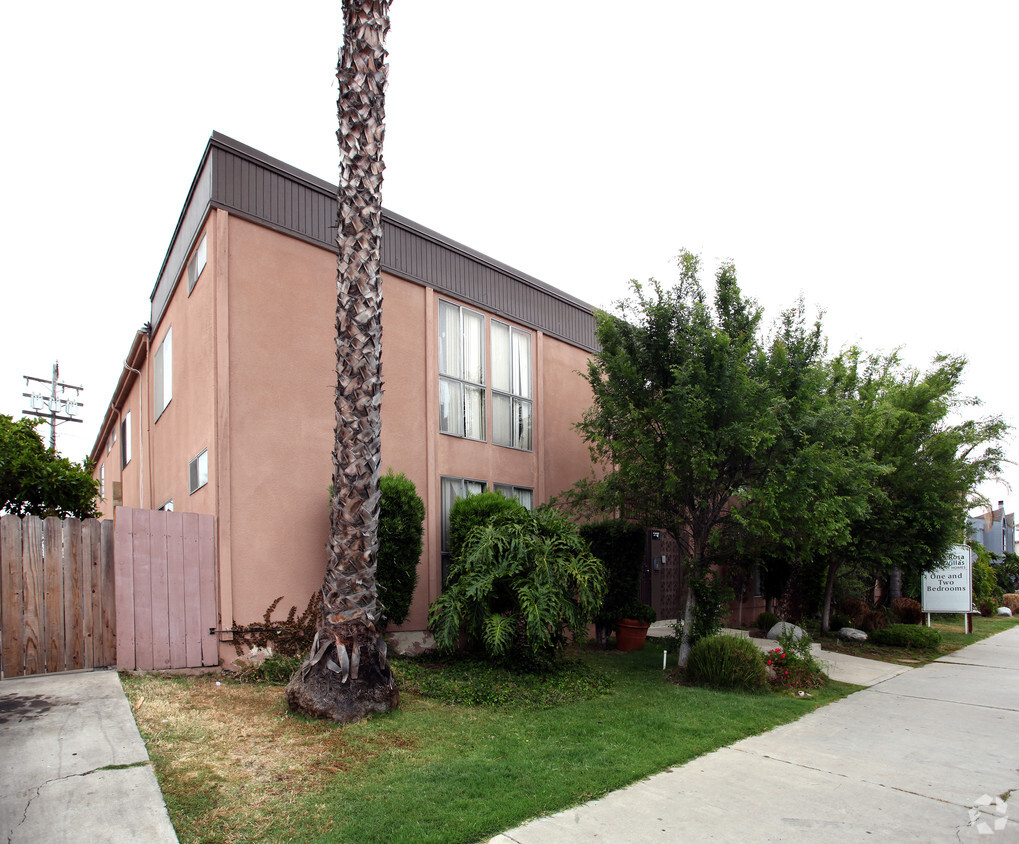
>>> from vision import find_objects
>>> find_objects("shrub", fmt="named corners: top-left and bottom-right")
top-left (979, 598), bottom-right (999, 617)
top-left (755, 611), bottom-right (780, 632)
top-left (691, 571), bottom-right (735, 646)
top-left (830, 613), bottom-right (854, 631)
top-left (235, 653), bottom-right (303, 684)
top-left (775, 628), bottom-right (827, 688)
top-left (858, 607), bottom-right (889, 633)
top-left (684, 635), bottom-right (768, 693)
top-left (448, 491), bottom-right (525, 564)
top-left (891, 597), bottom-right (923, 625)
top-left (580, 520), bottom-right (646, 644)
top-left (839, 598), bottom-right (868, 624)
top-left (377, 470), bottom-right (426, 627)
top-left (232, 592), bottom-right (320, 658)
top-left (428, 507), bottom-right (607, 670)
top-left (870, 624), bottom-right (941, 649)
top-left (617, 599), bottom-right (656, 624)
top-left (1001, 594), bottom-right (1019, 614)
top-left (971, 542), bottom-right (1004, 602)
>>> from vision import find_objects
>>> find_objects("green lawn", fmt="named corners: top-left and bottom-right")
top-left (123, 646), bottom-right (857, 844)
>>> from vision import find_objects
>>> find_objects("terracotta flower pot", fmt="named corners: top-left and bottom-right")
top-left (615, 618), bottom-right (650, 651)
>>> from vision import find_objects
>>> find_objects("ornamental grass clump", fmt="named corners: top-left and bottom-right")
top-left (684, 635), bottom-right (768, 693)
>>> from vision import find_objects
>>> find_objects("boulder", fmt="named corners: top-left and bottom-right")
top-left (767, 621), bottom-right (806, 641)
top-left (838, 627), bottom-right (868, 642)
top-left (997, 606), bottom-right (1013, 617)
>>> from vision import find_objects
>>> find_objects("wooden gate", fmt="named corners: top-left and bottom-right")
top-left (114, 507), bottom-right (218, 670)
top-left (0, 515), bottom-right (116, 678)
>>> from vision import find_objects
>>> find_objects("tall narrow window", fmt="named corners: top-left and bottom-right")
top-left (120, 411), bottom-right (132, 469)
top-left (189, 449), bottom-right (208, 494)
top-left (99, 464), bottom-right (105, 499)
top-left (440, 476), bottom-right (487, 584)
top-left (491, 320), bottom-right (533, 450)
top-left (438, 301), bottom-right (485, 440)
top-left (154, 326), bottom-right (172, 420)
top-left (187, 233), bottom-right (207, 294)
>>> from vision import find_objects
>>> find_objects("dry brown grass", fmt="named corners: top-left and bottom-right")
top-left (122, 673), bottom-right (414, 842)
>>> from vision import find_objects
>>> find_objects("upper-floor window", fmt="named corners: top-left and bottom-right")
top-left (491, 320), bottom-right (532, 450)
top-left (439, 301), bottom-right (485, 441)
top-left (154, 326), bottom-right (172, 420)
top-left (187, 234), bottom-right (207, 294)
top-left (99, 464), bottom-right (105, 499)
top-left (120, 411), bottom-right (132, 469)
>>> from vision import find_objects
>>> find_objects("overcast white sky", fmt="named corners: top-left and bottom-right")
top-left (1, 1), bottom-right (1015, 513)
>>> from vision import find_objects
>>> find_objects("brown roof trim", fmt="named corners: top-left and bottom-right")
top-left (89, 329), bottom-right (149, 464)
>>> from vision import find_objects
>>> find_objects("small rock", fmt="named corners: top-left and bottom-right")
top-left (838, 627), bottom-right (868, 642)
top-left (767, 621), bottom-right (806, 641)
top-left (997, 607), bottom-right (1013, 617)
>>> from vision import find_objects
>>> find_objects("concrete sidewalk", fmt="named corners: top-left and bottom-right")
top-left (493, 626), bottom-right (1019, 842)
top-left (0, 670), bottom-right (178, 843)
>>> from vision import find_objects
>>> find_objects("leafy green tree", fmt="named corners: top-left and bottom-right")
top-left (570, 253), bottom-right (781, 665)
top-left (377, 470), bottom-right (425, 628)
top-left (0, 414), bottom-right (100, 519)
top-left (814, 352), bottom-right (1007, 631)
top-left (428, 507), bottom-right (606, 670)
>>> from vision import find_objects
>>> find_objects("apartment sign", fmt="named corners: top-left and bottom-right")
top-left (921, 544), bottom-right (972, 613)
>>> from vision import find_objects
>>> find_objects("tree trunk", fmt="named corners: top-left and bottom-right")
top-left (889, 566), bottom-right (902, 602)
top-left (677, 584), bottom-right (697, 667)
top-left (286, 0), bottom-right (398, 723)
top-left (820, 557), bottom-right (840, 634)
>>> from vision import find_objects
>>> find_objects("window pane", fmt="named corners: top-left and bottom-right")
top-left (438, 301), bottom-right (461, 377)
top-left (515, 488), bottom-right (533, 510)
top-left (464, 384), bottom-right (485, 440)
top-left (491, 321), bottom-right (510, 393)
top-left (492, 392), bottom-right (511, 446)
top-left (513, 329), bottom-right (531, 398)
top-left (465, 480), bottom-right (486, 496)
top-left (514, 399), bottom-right (532, 451)
top-left (440, 477), bottom-right (460, 552)
top-left (439, 378), bottom-right (464, 436)
top-left (462, 309), bottom-right (484, 385)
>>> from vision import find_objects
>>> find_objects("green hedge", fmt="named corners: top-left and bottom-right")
top-left (869, 623), bottom-right (942, 649)
top-left (377, 470), bottom-right (426, 627)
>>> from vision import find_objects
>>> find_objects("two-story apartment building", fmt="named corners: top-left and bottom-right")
top-left (90, 133), bottom-right (601, 657)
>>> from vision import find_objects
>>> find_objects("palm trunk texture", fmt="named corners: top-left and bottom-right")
top-left (286, 0), bottom-right (399, 722)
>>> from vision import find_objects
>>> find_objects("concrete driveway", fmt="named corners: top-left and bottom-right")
top-left (0, 670), bottom-right (177, 843)
top-left (493, 626), bottom-right (1019, 842)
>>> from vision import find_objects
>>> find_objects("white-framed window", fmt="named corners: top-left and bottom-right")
top-left (153, 326), bottom-right (172, 420)
top-left (440, 475), bottom-right (487, 584)
top-left (189, 449), bottom-right (208, 494)
top-left (491, 320), bottom-right (533, 450)
top-left (494, 483), bottom-right (533, 510)
top-left (187, 233), bottom-right (207, 294)
top-left (438, 300), bottom-right (485, 441)
top-left (159, 499), bottom-right (174, 512)
top-left (99, 464), bottom-right (105, 499)
top-left (121, 411), bottom-right (132, 469)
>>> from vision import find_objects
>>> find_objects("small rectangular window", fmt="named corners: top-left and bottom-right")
top-left (121, 411), bottom-right (132, 469)
top-left (438, 301), bottom-right (485, 441)
top-left (495, 484), bottom-right (533, 510)
top-left (154, 326), bottom-right (172, 420)
top-left (187, 234), bottom-right (207, 294)
top-left (99, 464), bottom-right (105, 499)
top-left (189, 449), bottom-right (208, 494)
top-left (159, 498), bottom-right (174, 512)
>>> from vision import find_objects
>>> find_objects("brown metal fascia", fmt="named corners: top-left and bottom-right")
top-left (88, 330), bottom-right (149, 464)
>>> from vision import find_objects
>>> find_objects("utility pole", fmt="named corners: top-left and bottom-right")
top-left (22, 361), bottom-right (84, 451)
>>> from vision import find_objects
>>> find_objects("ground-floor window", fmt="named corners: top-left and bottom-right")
top-left (494, 483), bottom-right (533, 510)
top-left (440, 475), bottom-right (487, 584)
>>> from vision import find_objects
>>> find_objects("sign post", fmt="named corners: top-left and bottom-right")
top-left (921, 544), bottom-right (973, 633)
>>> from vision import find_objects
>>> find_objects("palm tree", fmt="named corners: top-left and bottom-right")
top-left (285, 0), bottom-right (398, 722)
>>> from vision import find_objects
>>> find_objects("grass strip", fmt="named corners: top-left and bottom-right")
top-left (122, 645), bottom-right (857, 844)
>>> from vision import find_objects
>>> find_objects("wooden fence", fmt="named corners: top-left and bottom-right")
top-left (0, 515), bottom-right (116, 678)
top-left (114, 507), bottom-right (218, 671)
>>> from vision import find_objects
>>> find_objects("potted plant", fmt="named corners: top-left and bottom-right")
top-left (616, 599), bottom-right (656, 651)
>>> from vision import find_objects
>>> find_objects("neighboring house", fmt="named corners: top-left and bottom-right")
top-left (968, 503), bottom-right (1015, 557)
top-left (89, 132), bottom-right (600, 657)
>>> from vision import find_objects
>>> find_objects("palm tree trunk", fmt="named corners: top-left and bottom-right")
top-left (286, 0), bottom-right (398, 722)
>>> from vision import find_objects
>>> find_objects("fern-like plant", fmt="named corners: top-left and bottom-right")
top-left (428, 507), bottom-right (607, 670)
